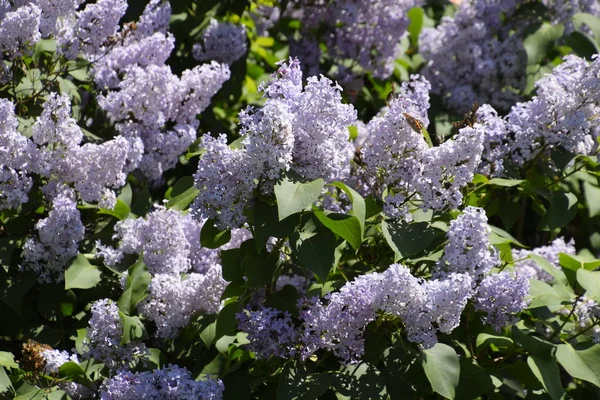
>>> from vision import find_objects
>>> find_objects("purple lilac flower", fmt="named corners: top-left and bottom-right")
top-left (100, 365), bottom-right (224, 400)
top-left (474, 271), bottom-right (530, 331)
top-left (237, 307), bottom-right (298, 359)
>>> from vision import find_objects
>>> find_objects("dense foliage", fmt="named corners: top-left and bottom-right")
top-left (2, 0), bottom-right (600, 399)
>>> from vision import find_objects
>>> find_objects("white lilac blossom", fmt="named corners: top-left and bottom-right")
top-left (98, 62), bottom-right (230, 181)
top-left (276, 274), bottom-right (311, 292)
top-left (361, 76), bottom-right (430, 218)
top-left (0, 4), bottom-right (42, 59)
top-left (83, 299), bottom-right (147, 370)
top-left (380, 265), bottom-right (473, 349)
top-left (299, 264), bottom-right (473, 362)
top-left (99, 207), bottom-right (193, 274)
top-left (22, 189), bottom-right (85, 283)
top-left (192, 135), bottom-right (254, 230)
top-left (419, 0), bottom-right (527, 112)
top-left (543, 0), bottom-right (600, 33)
top-left (300, 272), bottom-right (385, 363)
top-left (32, 93), bottom-right (129, 207)
top-left (69, 0), bottom-right (128, 58)
top-left (237, 307), bottom-right (298, 358)
top-left (474, 104), bottom-right (510, 177)
top-left (192, 58), bottom-right (356, 229)
top-left (99, 365), bottom-right (224, 400)
top-left (134, 0), bottom-right (171, 38)
top-left (361, 75), bottom-right (484, 219)
top-left (193, 18), bottom-right (247, 65)
top-left (417, 125), bottom-right (484, 210)
top-left (41, 349), bottom-right (79, 374)
top-left (435, 206), bottom-right (499, 281)
top-left (506, 55), bottom-right (600, 166)
top-left (138, 270), bottom-right (226, 339)
top-left (92, 32), bottom-right (175, 89)
top-left (572, 296), bottom-right (600, 342)
top-left (32, 0), bottom-right (85, 38)
top-left (91, 0), bottom-right (173, 88)
top-left (288, 0), bottom-right (424, 79)
top-left (0, 99), bottom-right (35, 210)
top-left (513, 237), bottom-right (576, 282)
top-left (41, 349), bottom-right (93, 399)
top-left (474, 271), bottom-right (530, 331)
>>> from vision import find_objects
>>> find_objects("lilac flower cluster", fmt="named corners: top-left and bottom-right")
top-left (287, 0), bottom-right (423, 80)
top-left (474, 271), bottom-right (530, 331)
top-left (193, 18), bottom-right (247, 65)
top-left (237, 307), bottom-right (297, 359)
top-left (139, 270), bottom-right (227, 339)
top-left (435, 206), bottom-right (499, 281)
top-left (513, 237), bottom-right (576, 282)
top-left (83, 299), bottom-right (147, 370)
top-left (91, 0), bottom-right (173, 89)
top-left (100, 365), bottom-right (224, 400)
top-left (505, 55), bottom-right (600, 165)
top-left (193, 58), bottom-right (356, 229)
top-left (572, 296), bottom-right (600, 342)
top-left (41, 349), bottom-right (79, 374)
top-left (361, 76), bottom-right (484, 219)
top-left (98, 207), bottom-right (251, 339)
top-left (98, 61), bottom-right (230, 182)
top-left (420, 0), bottom-right (527, 113)
top-left (41, 349), bottom-right (93, 399)
top-left (22, 189), bottom-right (85, 283)
top-left (239, 207), bottom-right (530, 362)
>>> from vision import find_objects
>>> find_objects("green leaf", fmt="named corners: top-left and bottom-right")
top-left (421, 343), bottom-right (460, 399)
top-left (239, 240), bottom-right (280, 288)
top-left (200, 218), bottom-right (231, 249)
top-left (252, 201), bottom-right (301, 251)
top-left (58, 362), bottom-right (86, 378)
top-left (331, 363), bottom-right (386, 399)
top-left (314, 210), bottom-right (363, 250)
top-left (576, 269), bottom-right (600, 302)
top-left (220, 248), bottom-right (244, 282)
top-left (512, 323), bottom-right (556, 358)
top-left (290, 217), bottom-right (337, 281)
top-left (487, 178), bottom-right (524, 187)
top-left (530, 254), bottom-right (572, 297)
top-left (64, 255), bottom-right (102, 290)
top-left (166, 186), bottom-right (199, 211)
top-left (488, 225), bottom-right (525, 247)
top-left (278, 362), bottom-right (332, 400)
top-left (0, 237), bottom-right (16, 273)
top-left (381, 220), bottom-right (435, 261)
top-left (0, 272), bottom-right (36, 315)
top-left (527, 356), bottom-right (565, 400)
top-left (98, 199), bottom-right (130, 220)
top-left (144, 348), bottom-right (166, 369)
top-left (559, 253), bottom-right (600, 289)
top-left (523, 22), bottom-right (564, 65)
top-left (0, 352), bottom-right (18, 368)
top-left (475, 333), bottom-right (514, 353)
top-left (546, 192), bottom-right (578, 230)
top-left (583, 181), bottom-right (600, 217)
top-left (215, 302), bottom-right (240, 340)
top-left (119, 313), bottom-right (149, 345)
top-left (556, 343), bottom-right (600, 387)
top-left (0, 367), bottom-right (14, 396)
top-left (118, 258), bottom-right (151, 315)
top-left (573, 13), bottom-right (600, 43)
top-left (528, 279), bottom-right (570, 308)
top-left (274, 177), bottom-right (324, 220)
top-left (329, 181), bottom-right (366, 232)
top-left (407, 7), bottom-right (424, 47)
top-left (456, 358), bottom-right (501, 400)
